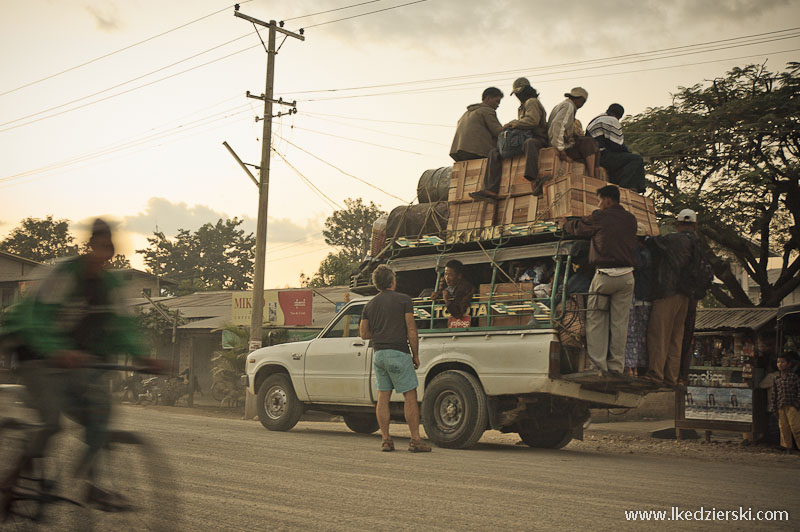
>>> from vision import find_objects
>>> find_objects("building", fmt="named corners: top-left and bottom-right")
top-left (113, 268), bottom-right (175, 299)
top-left (0, 251), bottom-right (46, 310)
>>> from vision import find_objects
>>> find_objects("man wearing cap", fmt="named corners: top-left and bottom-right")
top-left (645, 209), bottom-right (703, 387)
top-left (450, 87), bottom-right (505, 162)
top-left (547, 87), bottom-right (599, 178)
top-left (586, 104), bottom-right (646, 193)
top-left (470, 77), bottom-right (549, 201)
top-left (561, 185), bottom-right (637, 374)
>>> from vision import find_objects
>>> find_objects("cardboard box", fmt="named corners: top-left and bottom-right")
top-left (448, 159), bottom-right (487, 203)
top-left (447, 200), bottom-right (496, 232)
top-left (496, 195), bottom-right (540, 226)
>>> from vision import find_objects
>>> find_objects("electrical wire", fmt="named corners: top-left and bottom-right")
top-left (302, 0), bottom-right (428, 29)
top-left (289, 125), bottom-right (433, 156)
top-left (300, 111), bottom-right (450, 127)
top-left (287, 27), bottom-right (800, 94)
top-left (0, 1), bottom-right (253, 97)
top-left (271, 148), bottom-right (342, 210)
top-left (273, 132), bottom-right (408, 202)
top-left (298, 113), bottom-right (449, 146)
top-left (282, 0), bottom-right (383, 22)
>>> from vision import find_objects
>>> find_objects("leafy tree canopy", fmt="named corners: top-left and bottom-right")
top-left (0, 215), bottom-right (77, 263)
top-left (136, 218), bottom-right (255, 296)
top-left (626, 62), bottom-right (800, 307)
top-left (304, 198), bottom-right (386, 287)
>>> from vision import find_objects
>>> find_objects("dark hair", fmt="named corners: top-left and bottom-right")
top-left (597, 185), bottom-right (620, 203)
top-left (779, 350), bottom-right (799, 363)
top-left (371, 264), bottom-right (395, 291)
top-left (91, 218), bottom-right (112, 239)
top-left (444, 259), bottom-right (465, 275)
top-left (516, 84), bottom-right (539, 103)
top-left (607, 103), bottom-right (624, 119)
top-left (482, 87), bottom-right (503, 100)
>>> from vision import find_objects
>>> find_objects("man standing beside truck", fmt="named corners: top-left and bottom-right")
top-left (561, 185), bottom-right (637, 374)
top-left (360, 265), bottom-right (431, 453)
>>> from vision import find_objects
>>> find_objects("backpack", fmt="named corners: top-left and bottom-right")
top-left (684, 238), bottom-right (714, 300)
top-left (497, 128), bottom-right (533, 158)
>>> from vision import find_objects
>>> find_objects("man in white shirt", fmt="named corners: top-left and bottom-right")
top-left (586, 103), bottom-right (646, 193)
top-left (547, 87), bottom-right (599, 178)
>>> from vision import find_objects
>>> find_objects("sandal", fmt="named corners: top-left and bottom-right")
top-left (381, 439), bottom-right (395, 452)
top-left (408, 439), bottom-right (432, 453)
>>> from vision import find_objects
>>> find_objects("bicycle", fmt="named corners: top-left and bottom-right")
top-left (0, 364), bottom-right (180, 531)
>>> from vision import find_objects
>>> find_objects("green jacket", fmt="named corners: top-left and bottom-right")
top-left (3, 256), bottom-right (146, 360)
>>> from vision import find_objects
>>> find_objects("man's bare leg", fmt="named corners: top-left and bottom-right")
top-left (376, 390), bottom-right (392, 440)
top-left (402, 388), bottom-right (421, 440)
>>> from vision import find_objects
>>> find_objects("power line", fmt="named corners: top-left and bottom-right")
top-left (298, 113), bottom-right (448, 146)
top-left (0, 1), bottom-right (253, 97)
top-left (0, 43), bottom-right (262, 134)
top-left (287, 27), bottom-right (800, 94)
top-left (289, 125), bottom-right (433, 155)
top-left (300, 111), bottom-right (450, 127)
top-left (274, 132), bottom-right (408, 202)
top-left (272, 149), bottom-right (343, 210)
top-left (282, 0), bottom-right (383, 22)
top-left (298, 46), bottom-right (800, 102)
top-left (302, 0), bottom-right (428, 29)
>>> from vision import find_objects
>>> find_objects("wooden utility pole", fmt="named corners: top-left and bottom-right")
top-left (233, 6), bottom-right (304, 417)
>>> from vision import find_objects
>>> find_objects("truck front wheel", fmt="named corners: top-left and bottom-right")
top-left (256, 374), bottom-right (304, 431)
top-left (422, 370), bottom-right (488, 449)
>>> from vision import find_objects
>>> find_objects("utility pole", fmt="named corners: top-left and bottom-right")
top-left (233, 6), bottom-right (304, 417)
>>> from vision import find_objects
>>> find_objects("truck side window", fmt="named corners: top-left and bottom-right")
top-left (323, 305), bottom-right (365, 339)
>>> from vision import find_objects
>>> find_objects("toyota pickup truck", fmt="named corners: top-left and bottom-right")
top-left (243, 239), bottom-right (658, 449)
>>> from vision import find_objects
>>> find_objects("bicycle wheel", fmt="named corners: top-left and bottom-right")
top-left (79, 430), bottom-right (181, 532)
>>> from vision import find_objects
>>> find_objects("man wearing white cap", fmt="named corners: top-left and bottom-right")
top-left (645, 208), bottom-right (710, 387)
top-left (547, 87), bottom-right (599, 178)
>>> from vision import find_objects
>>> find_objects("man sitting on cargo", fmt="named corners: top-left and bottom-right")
top-left (449, 87), bottom-right (505, 162)
top-left (470, 77), bottom-right (549, 202)
top-left (547, 87), bottom-right (599, 178)
top-left (586, 104), bottom-right (646, 193)
top-left (431, 259), bottom-right (475, 321)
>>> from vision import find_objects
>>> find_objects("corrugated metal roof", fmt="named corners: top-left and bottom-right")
top-left (695, 308), bottom-right (778, 331)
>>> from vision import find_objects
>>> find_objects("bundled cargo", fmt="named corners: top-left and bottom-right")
top-left (369, 215), bottom-right (388, 257)
top-left (448, 200), bottom-right (495, 232)
top-left (417, 167), bottom-right (452, 203)
top-left (496, 195), bottom-right (544, 227)
top-left (544, 173), bottom-right (658, 235)
top-left (386, 202), bottom-right (448, 239)
top-left (448, 159), bottom-right (486, 203)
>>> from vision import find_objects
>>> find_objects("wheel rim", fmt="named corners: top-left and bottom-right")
top-left (264, 385), bottom-right (288, 420)
top-left (433, 390), bottom-right (464, 432)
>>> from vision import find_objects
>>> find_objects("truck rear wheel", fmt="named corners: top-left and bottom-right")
top-left (422, 370), bottom-right (488, 449)
top-left (517, 426), bottom-right (572, 449)
top-left (343, 414), bottom-right (380, 434)
top-left (257, 374), bottom-right (304, 431)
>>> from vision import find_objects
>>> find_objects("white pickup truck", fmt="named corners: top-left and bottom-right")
top-left (243, 290), bottom-right (650, 449)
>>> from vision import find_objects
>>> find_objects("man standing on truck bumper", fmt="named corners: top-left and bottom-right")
top-left (360, 265), bottom-right (431, 453)
top-left (561, 185), bottom-right (637, 374)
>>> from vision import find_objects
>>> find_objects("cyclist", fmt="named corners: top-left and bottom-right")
top-left (1, 218), bottom-right (164, 514)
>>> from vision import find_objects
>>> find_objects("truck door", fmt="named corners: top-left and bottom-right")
top-left (303, 303), bottom-right (371, 403)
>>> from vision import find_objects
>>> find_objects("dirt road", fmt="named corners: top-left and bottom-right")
top-left (113, 406), bottom-right (799, 532)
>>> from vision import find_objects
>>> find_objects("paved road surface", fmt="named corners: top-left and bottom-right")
top-left (111, 406), bottom-right (798, 532)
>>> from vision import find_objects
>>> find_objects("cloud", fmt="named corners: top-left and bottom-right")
top-left (85, 3), bottom-right (122, 32)
top-left (121, 197), bottom-right (322, 244)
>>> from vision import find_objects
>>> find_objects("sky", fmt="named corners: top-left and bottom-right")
top-left (0, 0), bottom-right (798, 288)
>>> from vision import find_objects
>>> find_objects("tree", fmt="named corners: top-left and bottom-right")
top-left (303, 198), bottom-right (386, 287)
top-left (136, 218), bottom-right (255, 296)
top-left (0, 215), bottom-right (77, 263)
top-left (625, 62), bottom-right (800, 307)
top-left (108, 254), bottom-right (131, 269)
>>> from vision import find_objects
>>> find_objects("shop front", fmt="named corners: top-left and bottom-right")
top-left (675, 308), bottom-right (778, 442)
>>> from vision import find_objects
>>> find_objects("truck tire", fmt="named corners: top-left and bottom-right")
top-left (422, 370), bottom-right (488, 449)
top-left (517, 426), bottom-right (572, 449)
top-left (257, 374), bottom-right (304, 431)
top-left (343, 414), bottom-right (380, 434)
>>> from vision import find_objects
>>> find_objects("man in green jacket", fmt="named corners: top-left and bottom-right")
top-left (450, 87), bottom-right (504, 162)
top-left (2, 218), bottom-right (157, 511)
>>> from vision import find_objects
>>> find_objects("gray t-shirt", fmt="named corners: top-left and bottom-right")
top-left (362, 290), bottom-right (413, 353)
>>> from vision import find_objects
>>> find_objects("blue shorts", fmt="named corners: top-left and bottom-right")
top-left (373, 349), bottom-right (418, 394)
